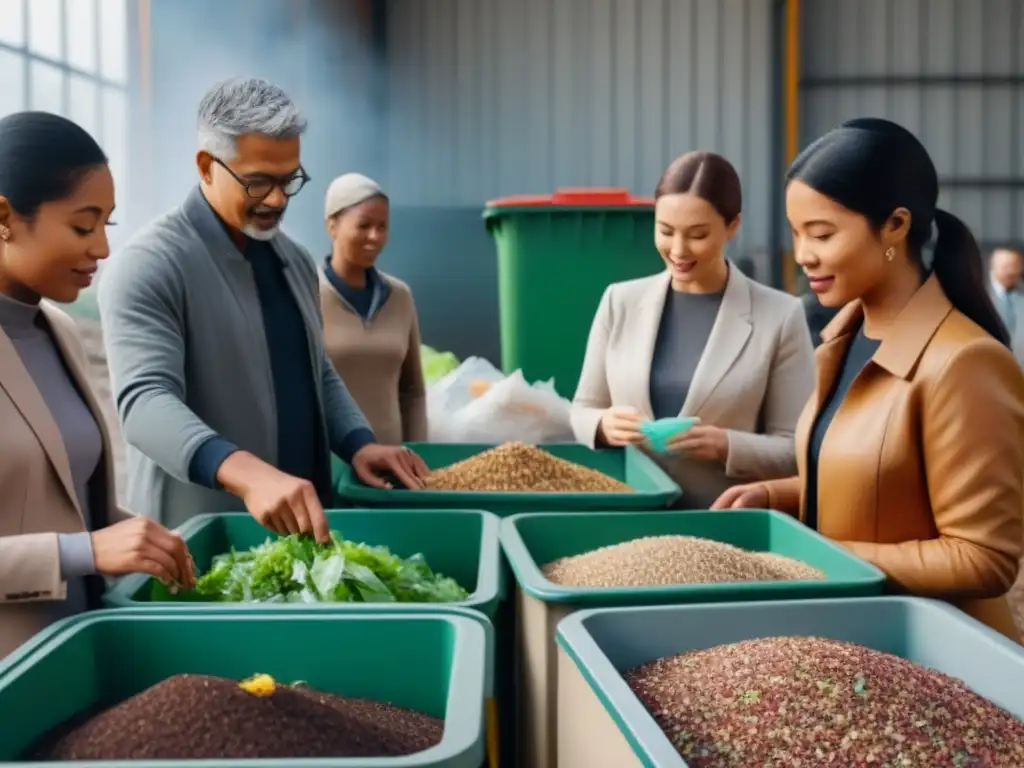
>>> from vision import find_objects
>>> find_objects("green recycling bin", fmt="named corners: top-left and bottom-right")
top-left (0, 610), bottom-right (490, 767)
top-left (484, 188), bottom-right (659, 398)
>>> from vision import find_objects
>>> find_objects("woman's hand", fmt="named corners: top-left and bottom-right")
top-left (710, 482), bottom-right (770, 510)
top-left (598, 407), bottom-right (646, 447)
top-left (667, 424), bottom-right (729, 463)
top-left (91, 517), bottom-right (195, 588)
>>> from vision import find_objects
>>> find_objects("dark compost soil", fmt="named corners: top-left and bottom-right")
top-left (27, 674), bottom-right (444, 760)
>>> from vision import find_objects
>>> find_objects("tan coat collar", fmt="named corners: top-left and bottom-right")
top-left (818, 274), bottom-right (953, 380)
top-left (0, 302), bottom-right (103, 522)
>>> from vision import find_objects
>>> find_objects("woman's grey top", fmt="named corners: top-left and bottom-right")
top-left (0, 293), bottom-right (101, 620)
top-left (649, 286), bottom-right (725, 419)
top-left (804, 323), bottom-right (881, 531)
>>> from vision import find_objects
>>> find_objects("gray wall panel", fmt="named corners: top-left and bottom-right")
top-left (801, 0), bottom-right (1024, 245)
top-left (386, 0), bottom-right (778, 263)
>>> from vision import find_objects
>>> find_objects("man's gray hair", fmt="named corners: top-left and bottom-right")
top-left (197, 77), bottom-right (307, 160)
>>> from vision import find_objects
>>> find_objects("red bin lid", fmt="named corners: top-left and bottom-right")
top-left (485, 187), bottom-right (654, 209)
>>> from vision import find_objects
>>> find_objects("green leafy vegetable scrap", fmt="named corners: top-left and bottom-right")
top-left (159, 532), bottom-right (470, 604)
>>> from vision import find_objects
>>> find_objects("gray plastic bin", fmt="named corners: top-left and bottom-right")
top-left (555, 597), bottom-right (1024, 767)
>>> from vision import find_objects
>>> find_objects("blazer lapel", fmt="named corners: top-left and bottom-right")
top-left (681, 264), bottom-right (753, 416)
top-left (633, 272), bottom-right (672, 418)
top-left (41, 304), bottom-right (118, 519)
top-left (0, 323), bottom-right (81, 519)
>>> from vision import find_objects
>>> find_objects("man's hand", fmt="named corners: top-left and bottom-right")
top-left (216, 451), bottom-right (331, 543)
top-left (352, 444), bottom-right (431, 490)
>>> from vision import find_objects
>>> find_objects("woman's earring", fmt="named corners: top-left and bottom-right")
top-left (885, 246), bottom-right (895, 262)
top-left (0, 227), bottom-right (10, 242)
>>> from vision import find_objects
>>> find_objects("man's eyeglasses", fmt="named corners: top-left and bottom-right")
top-left (213, 157), bottom-right (310, 200)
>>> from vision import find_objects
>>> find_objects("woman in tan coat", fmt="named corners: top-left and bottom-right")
top-left (0, 113), bottom-right (192, 659)
top-left (319, 174), bottom-right (427, 445)
top-left (714, 118), bottom-right (1024, 641)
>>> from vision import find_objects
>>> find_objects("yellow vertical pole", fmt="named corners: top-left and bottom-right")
top-left (783, 0), bottom-right (801, 294)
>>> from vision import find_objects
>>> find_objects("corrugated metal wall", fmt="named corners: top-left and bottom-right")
top-left (801, 0), bottom-right (1024, 245)
top-left (144, 0), bottom-right (379, 249)
top-left (386, 0), bottom-right (778, 260)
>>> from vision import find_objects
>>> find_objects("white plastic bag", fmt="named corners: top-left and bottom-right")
top-left (426, 356), bottom-right (506, 419)
top-left (427, 359), bottom-right (574, 444)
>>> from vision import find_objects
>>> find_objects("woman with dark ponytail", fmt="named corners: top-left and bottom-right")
top-left (714, 118), bottom-right (1024, 641)
top-left (0, 112), bottom-right (193, 659)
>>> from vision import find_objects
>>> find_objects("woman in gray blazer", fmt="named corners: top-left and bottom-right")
top-left (572, 151), bottom-right (815, 508)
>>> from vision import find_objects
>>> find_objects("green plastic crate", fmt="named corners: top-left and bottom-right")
top-left (503, 508), bottom-right (885, 606)
top-left (0, 609), bottom-right (489, 767)
top-left (335, 443), bottom-right (681, 514)
top-left (555, 598), bottom-right (1024, 767)
top-left (501, 509), bottom-right (885, 768)
top-left (103, 509), bottom-right (503, 617)
top-left (484, 188), bottom-right (659, 398)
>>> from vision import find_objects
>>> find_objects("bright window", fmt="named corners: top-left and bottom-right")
top-left (0, 0), bottom-right (129, 249)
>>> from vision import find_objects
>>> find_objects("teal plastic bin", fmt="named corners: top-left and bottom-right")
top-left (101, 510), bottom-right (509, 766)
top-left (335, 443), bottom-right (681, 514)
top-left (0, 609), bottom-right (490, 767)
top-left (503, 509), bottom-right (885, 605)
top-left (484, 188), bottom-right (659, 398)
top-left (103, 509), bottom-right (503, 616)
top-left (555, 597), bottom-right (1024, 767)
top-left (330, 453), bottom-right (347, 503)
top-left (500, 509), bottom-right (885, 768)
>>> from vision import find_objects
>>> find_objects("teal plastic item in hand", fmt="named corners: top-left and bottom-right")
top-left (640, 416), bottom-right (700, 454)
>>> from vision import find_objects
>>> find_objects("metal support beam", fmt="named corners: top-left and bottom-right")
top-left (802, 74), bottom-right (1024, 88)
top-left (769, 0), bottom-right (785, 290)
top-left (782, 0), bottom-right (800, 295)
top-left (371, 0), bottom-right (389, 184)
top-left (131, 0), bottom-right (152, 226)
top-left (940, 178), bottom-right (1024, 190)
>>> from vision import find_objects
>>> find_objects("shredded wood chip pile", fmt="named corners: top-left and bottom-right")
top-left (425, 442), bottom-right (633, 493)
top-left (542, 535), bottom-right (826, 588)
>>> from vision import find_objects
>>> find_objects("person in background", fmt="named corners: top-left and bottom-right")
top-left (801, 290), bottom-right (841, 348)
top-left (714, 118), bottom-right (1023, 641)
top-left (0, 112), bottom-right (192, 659)
top-left (98, 77), bottom-right (429, 538)
top-left (988, 245), bottom-right (1024, 362)
top-left (572, 151), bottom-right (815, 508)
top-left (320, 173), bottom-right (427, 445)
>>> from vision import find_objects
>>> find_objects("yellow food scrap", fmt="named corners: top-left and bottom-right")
top-left (238, 673), bottom-right (277, 696)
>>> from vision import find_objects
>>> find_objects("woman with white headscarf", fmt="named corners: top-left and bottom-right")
top-left (320, 173), bottom-right (427, 444)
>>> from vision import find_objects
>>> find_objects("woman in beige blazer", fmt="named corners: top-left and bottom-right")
top-left (573, 152), bottom-right (815, 507)
top-left (0, 113), bottom-right (192, 659)
top-left (319, 173), bottom-right (427, 445)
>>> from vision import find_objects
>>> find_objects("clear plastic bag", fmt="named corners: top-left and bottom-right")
top-left (427, 359), bottom-right (574, 444)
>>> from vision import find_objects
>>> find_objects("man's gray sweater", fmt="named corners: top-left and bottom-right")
top-left (98, 187), bottom-right (374, 528)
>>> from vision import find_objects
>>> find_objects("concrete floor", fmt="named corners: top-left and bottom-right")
top-left (73, 317), bottom-right (1024, 640)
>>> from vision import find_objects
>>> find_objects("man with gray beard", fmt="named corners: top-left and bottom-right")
top-left (98, 77), bottom-right (428, 536)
